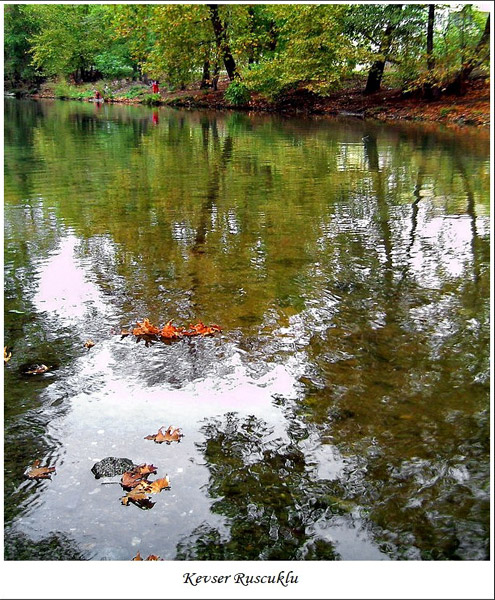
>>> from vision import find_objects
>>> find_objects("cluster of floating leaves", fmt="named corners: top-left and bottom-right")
top-left (132, 552), bottom-right (163, 561)
top-left (120, 463), bottom-right (170, 510)
top-left (121, 318), bottom-right (221, 342)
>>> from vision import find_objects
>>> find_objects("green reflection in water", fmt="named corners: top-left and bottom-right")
top-left (4, 98), bottom-right (490, 560)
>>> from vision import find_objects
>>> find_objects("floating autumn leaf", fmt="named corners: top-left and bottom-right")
top-left (121, 464), bottom-right (157, 489)
top-left (183, 322), bottom-right (222, 337)
top-left (84, 339), bottom-right (95, 349)
top-left (160, 320), bottom-right (184, 339)
top-left (24, 364), bottom-right (49, 375)
top-left (145, 476), bottom-right (171, 494)
top-left (145, 426), bottom-right (183, 444)
top-left (121, 483), bottom-right (155, 510)
top-left (132, 552), bottom-right (163, 561)
top-left (4, 347), bottom-right (12, 363)
top-left (132, 318), bottom-right (161, 336)
top-left (26, 460), bottom-right (56, 479)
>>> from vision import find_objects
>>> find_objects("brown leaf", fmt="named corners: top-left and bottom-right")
top-left (84, 339), bottom-right (95, 349)
top-left (26, 460), bottom-right (56, 479)
top-left (145, 426), bottom-right (183, 444)
top-left (4, 346), bottom-right (12, 363)
top-left (121, 483), bottom-right (155, 509)
top-left (121, 464), bottom-right (158, 489)
top-left (137, 463), bottom-right (158, 476)
top-left (132, 551), bottom-right (143, 561)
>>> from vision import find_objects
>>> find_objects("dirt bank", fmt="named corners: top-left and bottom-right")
top-left (28, 77), bottom-right (490, 127)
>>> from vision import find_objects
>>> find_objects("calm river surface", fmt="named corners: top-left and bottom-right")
top-left (4, 98), bottom-right (490, 561)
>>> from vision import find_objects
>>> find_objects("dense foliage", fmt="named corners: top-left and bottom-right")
top-left (4, 3), bottom-right (490, 97)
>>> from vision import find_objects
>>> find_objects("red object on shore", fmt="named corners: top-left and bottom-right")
top-left (95, 90), bottom-right (101, 100)
top-left (152, 81), bottom-right (159, 93)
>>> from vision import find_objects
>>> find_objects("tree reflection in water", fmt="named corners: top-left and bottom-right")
top-left (176, 412), bottom-right (383, 560)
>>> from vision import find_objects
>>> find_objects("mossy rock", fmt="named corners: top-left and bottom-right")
top-left (91, 457), bottom-right (135, 478)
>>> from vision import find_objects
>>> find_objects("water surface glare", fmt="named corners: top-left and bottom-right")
top-left (3, 99), bottom-right (490, 561)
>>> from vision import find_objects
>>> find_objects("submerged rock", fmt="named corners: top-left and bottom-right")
top-left (91, 457), bottom-right (135, 479)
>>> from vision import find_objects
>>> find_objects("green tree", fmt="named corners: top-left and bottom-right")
top-left (29, 4), bottom-right (105, 81)
top-left (447, 12), bottom-right (490, 94)
top-left (3, 4), bottom-right (41, 88)
top-left (113, 4), bottom-right (212, 88)
top-left (244, 4), bottom-right (357, 98)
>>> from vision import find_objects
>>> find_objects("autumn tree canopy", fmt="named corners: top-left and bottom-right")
top-left (4, 3), bottom-right (490, 97)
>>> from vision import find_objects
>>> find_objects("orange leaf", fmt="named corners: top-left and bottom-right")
top-left (84, 339), bottom-right (95, 349)
top-left (26, 460), bottom-right (56, 479)
top-left (132, 552), bottom-right (162, 561)
top-left (160, 320), bottom-right (184, 339)
top-left (132, 318), bottom-right (160, 336)
top-left (183, 322), bottom-right (222, 336)
top-left (147, 477), bottom-right (171, 494)
top-left (145, 426), bottom-right (183, 444)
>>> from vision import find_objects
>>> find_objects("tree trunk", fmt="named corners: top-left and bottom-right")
top-left (207, 4), bottom-right (238, 80)
top-left (200, 60), bottom-right (211, 88)
top-left (447, 13), bottom-right (490, 95)
top-left (212, 62), bottom-right (220, 90)
top-left (424, 4), bottom-right (436, 99)
top-left (364, 4), bottom-right (403, 94)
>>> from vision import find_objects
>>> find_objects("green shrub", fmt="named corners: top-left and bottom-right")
top-left (53, 79), bottom-right (72, 99)
top-left (224, 80), bottom-right (251, 106)
top-left (94, 51), bottom-right (135, 79)
top-left (142, 93), bottom-right (161, 106)
top-left (123, 85), bottom-right (148, 99)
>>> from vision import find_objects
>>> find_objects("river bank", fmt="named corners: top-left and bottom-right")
top-left (10, 76), bottom-right (490, 127)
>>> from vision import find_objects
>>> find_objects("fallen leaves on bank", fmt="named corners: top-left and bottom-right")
top-left (121, 318), bottom-right (221, 344)
top-left (26, 460), bottom-right (56, 479)
top-left (145, 426), bottom-right (183, 444)
top-left (132, 551), bottom-right (163, 561)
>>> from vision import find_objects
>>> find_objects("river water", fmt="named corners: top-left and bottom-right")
top-left (3, 98), bottom-right (490, 561)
